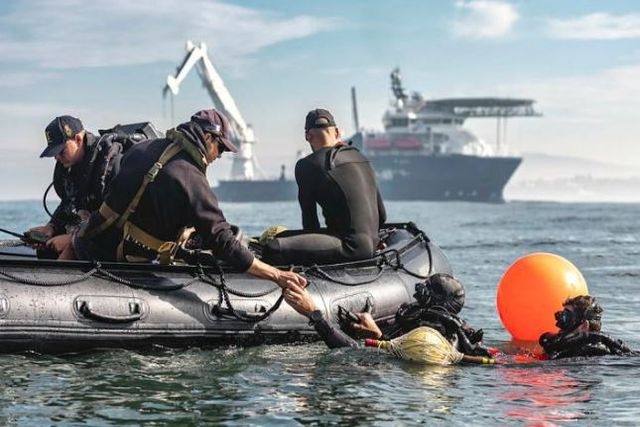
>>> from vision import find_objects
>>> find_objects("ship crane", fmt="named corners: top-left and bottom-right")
top-left (163, 41), bottom-right (260, 180)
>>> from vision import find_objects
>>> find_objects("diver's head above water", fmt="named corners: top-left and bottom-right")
top-left (555, 295), bottom-right (602, 333)
top-left (414, 273), bottom-right (466, 314)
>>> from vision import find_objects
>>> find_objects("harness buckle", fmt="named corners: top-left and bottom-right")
top-left (146, 162), bottom-right (163, 181)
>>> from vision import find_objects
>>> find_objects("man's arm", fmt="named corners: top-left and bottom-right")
top-left (295, 160), bottom-right (320, 230)
top-left (284, 285), bottom-right (360, 348)
top-left (187, 172), bottom-right (306, 289)
top-left (246, 259), bottom-right (307, 290)
top-left (376, 188), bottom-right (387, 226)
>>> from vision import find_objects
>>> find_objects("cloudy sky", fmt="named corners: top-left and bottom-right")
top-left (1, 0), bottom-right (639, 199)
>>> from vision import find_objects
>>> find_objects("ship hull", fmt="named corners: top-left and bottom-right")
top-left (216, 154), bottom-right (521, 203)
top-left (371, 154), bottom-right (522, 202)
top-left (216, 179), bottom-right (298, 202)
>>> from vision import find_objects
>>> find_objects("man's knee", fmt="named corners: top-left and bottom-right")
top-left (262, 238), bottom-right (283, 264)
top-left (345, 234), bottom-right (375, 259)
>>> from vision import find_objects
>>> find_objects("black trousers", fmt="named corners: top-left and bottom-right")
top-left (262, 229), bottom-right (375, 266)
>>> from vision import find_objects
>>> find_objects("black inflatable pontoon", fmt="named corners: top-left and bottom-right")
top-left (0, 223), bottom-right (451, 353)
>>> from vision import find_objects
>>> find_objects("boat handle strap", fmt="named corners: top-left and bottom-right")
top-left (76, 300), bottom-right (143, 323)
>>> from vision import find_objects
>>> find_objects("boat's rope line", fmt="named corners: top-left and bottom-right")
top-left (304, 263), bottom-right (385, 285)
top-left (0, 227), bottom-right (433, 322)
top-left (0, 266), bottom-right (100, 286)
top-left (96, 266), bottom-right (197, 291)
top-left (0, 236), bottom-right (431, 289)
top-left (0, 240), bottom-right (25, 248)
top-left (302, 232), bottom-right (433, 284)
top-left (198, 265), bottom-right (284, 323)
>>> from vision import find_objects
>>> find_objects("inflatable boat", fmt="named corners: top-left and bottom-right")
top-left (0, 223), bottom-right (452, 353)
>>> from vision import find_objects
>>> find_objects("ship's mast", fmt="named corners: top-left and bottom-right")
top-left (163, 41), bottom-right (260, 180)
top-left (390, 67), bottom-right (408, 110)
top-left (350, 86), bottom-right (360, 132)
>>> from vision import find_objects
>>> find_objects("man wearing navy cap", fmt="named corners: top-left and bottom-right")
top-left (28, 115), bottom-right (128, 254)
top-left (64, 109), bottom-right (306, 290)
top-left (263, 108), bottom-right (386, 265)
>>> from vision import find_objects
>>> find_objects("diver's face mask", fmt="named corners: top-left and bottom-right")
top-left (414, 281), bottom-right (433, 306)
top-left (413, 280), bottom-right (464, 314)
top-left (555, 306), bottom-right (579, 330)
top-left (555, 299), bottom-right (601, 331)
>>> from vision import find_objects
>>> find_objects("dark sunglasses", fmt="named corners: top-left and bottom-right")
top-left (208, 133), bottom-right (227, 152)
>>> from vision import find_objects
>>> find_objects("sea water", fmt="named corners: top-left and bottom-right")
top-left (0, 200), bottom-right (639, 426)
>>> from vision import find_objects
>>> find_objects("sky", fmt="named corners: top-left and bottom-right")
top-left (0, 0), bottom-right (639, 200)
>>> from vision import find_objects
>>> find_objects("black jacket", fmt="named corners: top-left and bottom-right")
top-left (74, 128), bottom-right (254, 271)
top-left (50, 132), bottom-right (124, 234)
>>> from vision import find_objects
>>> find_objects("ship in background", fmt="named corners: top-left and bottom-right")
top-left (164, 43), bottom-right (541, 202)
top-left (349, 68), bottom-right (540, 202)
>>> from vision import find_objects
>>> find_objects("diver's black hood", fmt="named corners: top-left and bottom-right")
top-left (413, 273), bottom-right (465, 314)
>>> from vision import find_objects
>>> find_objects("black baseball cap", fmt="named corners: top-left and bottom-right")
top-left (41, 115), bottom-right (84, 158)
top-left (190, 109), bottom-right (238, 153)
top-left (305, 108), bottom-right (336, 131)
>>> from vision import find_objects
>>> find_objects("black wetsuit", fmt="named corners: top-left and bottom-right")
top-left (73, 125), bottom-right (254, 271)
top-left (49, 132), bottom-right (125, 235)
top-left (309, 306), bottom-right (490, 357)
top-left (540, 329), bottom-right (635, 359)
top-left (264, 144), bottom-right (386, 265)
top-left (309, 311), bottom-right (361, 349)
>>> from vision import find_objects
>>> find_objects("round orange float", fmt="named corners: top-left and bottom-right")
top-left (496, 252), bottom-right (589, 341)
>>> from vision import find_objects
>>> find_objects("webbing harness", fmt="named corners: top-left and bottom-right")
top-left (84, 131), bottom-right (207, 264)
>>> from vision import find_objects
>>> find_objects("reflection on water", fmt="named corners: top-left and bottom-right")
top-left (401, 364), bottom-right (462, 418)
top-left (498, 366), bottom-right (593, 424)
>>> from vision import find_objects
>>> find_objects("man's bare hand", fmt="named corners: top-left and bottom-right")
top-left (284, 285), bottom-right (317, 317)
top-left (58, 243), bottom-right (76, 260)
top-left (275, 270), bottom-right (307, 290)
top-left (46, 234), bottom-right (72, 257)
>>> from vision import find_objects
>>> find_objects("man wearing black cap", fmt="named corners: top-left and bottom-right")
top-left (263, 108), bottom-right (386, 265)
top-left (62, 109), bottom-right (306, 290)
top-left (28, 115), bottom-right (128, 254)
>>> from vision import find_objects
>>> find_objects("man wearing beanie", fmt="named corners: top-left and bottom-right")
top-left (64, 109), bottom-right (306, 290)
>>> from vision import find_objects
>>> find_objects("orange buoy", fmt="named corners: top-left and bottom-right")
top-left (496, 252), bottom-right (589, 342)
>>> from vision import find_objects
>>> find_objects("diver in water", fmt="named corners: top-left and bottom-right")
top-left (285, 273), bottom-right (490, 357)
top-left (539, 295), bottom-right (635, 359)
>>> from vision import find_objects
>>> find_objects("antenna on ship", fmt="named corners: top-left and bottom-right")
top-left (390, 67), bottom-right (408, 109)
top-left (351, 86), bottom-right (360, 132)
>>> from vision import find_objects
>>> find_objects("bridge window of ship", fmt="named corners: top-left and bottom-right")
top-left (391, 118), bottom-right (409, 127)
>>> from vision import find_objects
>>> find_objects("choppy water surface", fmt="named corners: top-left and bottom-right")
top-left (1, 200), bottom-right (639, 426)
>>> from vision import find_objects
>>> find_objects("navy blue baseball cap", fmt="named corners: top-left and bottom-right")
top-left (190, 109), bottom-right (238, 153)
top-left (41, 115), bottom-right (84, 158)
